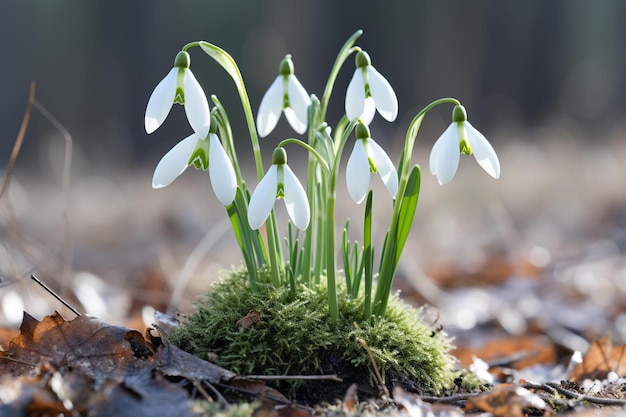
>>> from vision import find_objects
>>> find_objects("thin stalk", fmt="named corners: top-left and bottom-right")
top-left (373, 98), bottom-right (460, 316)
top-left (325, 118), bottom-right (358, 322)
top-left (363, 190), bottom-right (373, 320)
top-left (196, 40), bottom-right (284, 284)
top-left (318, 30), bottom-right (363, 121)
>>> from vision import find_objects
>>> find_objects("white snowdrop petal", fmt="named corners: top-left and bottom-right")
top-left (152, 134), bottom-right (199, 188)
top-left (208, 134), bottom-right (237, 205)
top-left (183, 68), bottom-right (211, 138)
top-left (145, 67), bottom-right (178, 134)
top-left (248, 165), bottom-right (278, 229)
top-left (465, 121), bottom-right (501, 179)
top-left (368, 138), bottom-right (398, 198)
top-left (282, 165), bottom-right (310, 230)
top-left (286, 75), bottom-right (311, 134)
top-left (346, 141), bottom-right (371, 204)
top-left (284, 108), bottom-right (307, 135)
top-left (429, 130), bottom-right (445, 176)
top-left (360, 97), bottom-right (376, 126)
top-left (345, 69), bottom-right (366, 121)
top-left (257, 77), bottom-right (284, 137)
top-left (430, 123), bottom-right (460, 185)
top-left (367, 66), bottom-right (398, 122)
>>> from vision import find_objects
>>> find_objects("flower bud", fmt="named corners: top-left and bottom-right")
top-left (355, 121), bottom-right (371, 140)
top-left (355, 50), bottom-right (371, 68)
top-left (272, 147), bottom-right (287, 165)
top-left (452, 104), bottom-right (467, 123)
top-left (174, 51), bottom-right (191, 68)
top-left (279, 54), bottom-right (294, 76)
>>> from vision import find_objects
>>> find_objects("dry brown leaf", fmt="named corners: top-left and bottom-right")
top-left (0, 311), bottom-right (154, 384)
top-left (0, 311), bottom-right (290, 415)
top-left (465, 385), bottom-right (551, 417)
top-left (569, 336), bottom-right (626, 382)
top-left (452, 334), bottom-right (556, 369)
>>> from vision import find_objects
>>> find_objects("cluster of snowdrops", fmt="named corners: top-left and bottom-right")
top-left (143, 30), bottom-right (500, 322)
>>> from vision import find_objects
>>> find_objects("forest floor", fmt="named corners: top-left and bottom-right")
top-left (2, 135), bottom-right (626, 416)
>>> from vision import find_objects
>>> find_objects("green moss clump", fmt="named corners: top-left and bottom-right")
top-left (170, 268), bottom-right (456, 402)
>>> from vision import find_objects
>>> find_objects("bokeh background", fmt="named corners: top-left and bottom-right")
top-left (1, 1), bottom-right (626, 351)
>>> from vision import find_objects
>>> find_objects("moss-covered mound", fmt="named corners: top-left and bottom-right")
top-left (170, 268), bottom-right (456, 402)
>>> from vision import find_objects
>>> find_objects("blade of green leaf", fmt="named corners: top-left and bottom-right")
top-left (394, 165), bottom-right (421, 267)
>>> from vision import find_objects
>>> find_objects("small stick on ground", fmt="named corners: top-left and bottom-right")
top-left (356, 335), bottom-right (390, 399)
top-left (30, 274), bottom-right (81, 317)
top-left (32, 99), bottom-right (74, 304)
top-left (245, 374), bottom-right (342, 382)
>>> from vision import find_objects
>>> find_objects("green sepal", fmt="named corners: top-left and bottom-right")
top-left (276, 165), bottom-right (285, 199)
top-left (174, 68), bottom-right (185, 105)
top-left (360, 139), bottom-right (377, 173)
top-left (188, 137), bottom-right (210, 170)
top-left (457, 123), bottom-right (472, 155)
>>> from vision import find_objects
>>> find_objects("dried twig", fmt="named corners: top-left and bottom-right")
top-left (30, 274), bottom-right (81, 317)
top-left (32, 99), bottom-right (74, 303)
top-left (543, 381), bottom-right (626, 407)
top-left (245, 374), bottom-right (342, 382)
top-left (0, 81), bottom-right (35, 202)
top-left (355, 329), bottom-right (389, 399)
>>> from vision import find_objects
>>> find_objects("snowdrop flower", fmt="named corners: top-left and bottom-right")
top-left (345, 50), bottom-right (398, 125)
top-left (257, 55), bottom-right (311, 137)
top-left (145, 51), bottom-right (211, 138)
top-left (152, 118), bottom-right (236, 206)
top-left (346, 122), bottom-right (398, 204)
top-left (248, 147), bottom-right (310, 230)
top-left (429, 105), bottom-right (500, 185)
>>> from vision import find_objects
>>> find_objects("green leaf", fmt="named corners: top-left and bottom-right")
top-left (199, 42), bottom-right (244, 97)
top-left (394, 165), bottom-right (421, 267)
top-left (363, 190), bottom-right (374, 319)
top-left (227, 187), bottom-right (259, 292)
top-left (341, 224), bottom-right (352, 294)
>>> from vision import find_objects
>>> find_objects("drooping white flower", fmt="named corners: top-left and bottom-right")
top-left (345, 50), bottom-right (398, 125)
top-left (248, 147), bottom-right (310, 230)
top-left (257, 55), bottom-right (311, 137)
top-left (429, 105), bottom-right (500, 185)
top-left (152, 124), bottom-right (236, 205)
top-left (346, 122), bottom-right (398, 204)
top-left (145, 51), bottom-right (211, 138)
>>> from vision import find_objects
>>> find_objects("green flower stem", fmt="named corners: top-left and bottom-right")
top-left (277, 138), bottom-right (331, 176)
top-left (212, 98), bottom-right (267, 271)
top-left (227, 189), bottom-right (259, 292)
top-left (373, 98), bottom-right (461, 317)
top-left (326, 118), bottom-right (359, 322)
top-left (194, 40), bottom-right (284, 286)
top-left (313, 179), bottom-right (326, 284)
top-left (318, 30), bottom-right (363, 122)
top-left (299, 103), bottom-right (319, 287)
top-left (363, 190), bottom-right (374, 320)
top-left (211, 96), bottom-right (244, 183)
top-left (301, 28), bottom-right (361, 288)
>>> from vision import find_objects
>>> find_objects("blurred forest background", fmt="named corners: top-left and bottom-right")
top-left (1, 0), bottom-right (626, 336)
top-left (2, 1), bottom-right (625, 166)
